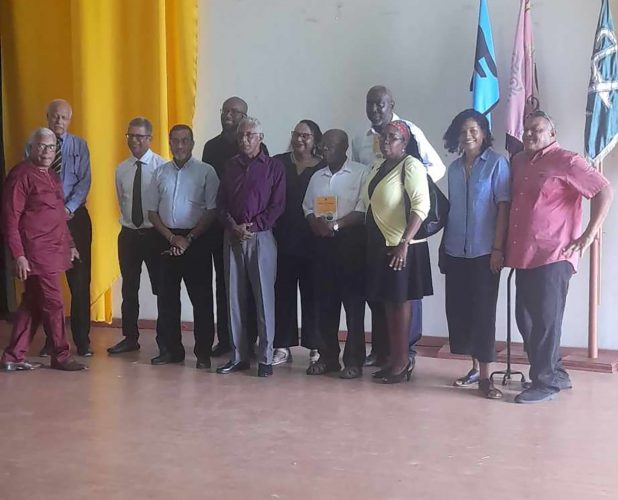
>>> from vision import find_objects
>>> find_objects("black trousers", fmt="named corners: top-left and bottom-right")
top-left (206, 224), bottom-right (258, 350)
top-left (118, 227), bottom-right (163, 347)
top-left (274, 253), bottom-right (319, 349)
top-left (157, 231), bottom-right (214, 360)
top-left (445, 254), bottom-right (499, 363)
top-left (66, 206), bottom-right (92, 350)
top-left (315, 227), bottom-right (366, 368)
top-left (515, 261), bottom-right (573, 391)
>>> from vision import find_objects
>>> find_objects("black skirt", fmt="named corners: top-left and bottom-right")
top-left (365, 207), bottom-right (433, 303)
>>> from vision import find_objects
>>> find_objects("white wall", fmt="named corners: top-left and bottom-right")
top-left (114, 0), bottom-right (618, 349)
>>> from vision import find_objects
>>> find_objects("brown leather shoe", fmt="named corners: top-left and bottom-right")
top-left (479, 378), bottom-right (503, 399)
top-left (50, 358), bottom-right (87, 371)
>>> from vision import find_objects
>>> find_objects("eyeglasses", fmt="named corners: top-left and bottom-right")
top-left (126, 133), bottom-right (152, 141)
top-left (380, 133), bottom-right (404, 143)
top-left (221, 108), bottom-right (247, 118)
top-left (170, 138), bottom-right (193, 145)
top-left (291, 131), bottom-right (313, 141)
top-left (238, 132), bottom-right (262, 140)
top-left (35, 143), bottom-right (57, 152)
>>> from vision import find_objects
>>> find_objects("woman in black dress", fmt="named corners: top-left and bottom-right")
top-left (272, 120), bottom-right (324, 366)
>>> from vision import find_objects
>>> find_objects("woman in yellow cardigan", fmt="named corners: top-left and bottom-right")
top-left (361, 121), bottom-right (432, 384)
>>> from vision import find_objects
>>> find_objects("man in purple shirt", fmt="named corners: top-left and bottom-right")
top-left (216, 117), bottom-right (285, 378)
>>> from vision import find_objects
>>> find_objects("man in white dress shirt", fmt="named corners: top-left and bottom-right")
top-left (304, 129), bottom-right (368, 379)
top-left (148, 125), bottom-right (219, 368)
top-left (108, 117), bottom-right (167, 355)
top-left (351, 85), bottom-right (446, 371)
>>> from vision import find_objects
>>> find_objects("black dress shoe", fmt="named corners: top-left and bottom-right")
top-left (211, 343), bottom-right (231, 357)
top-left (77, 348), bottom-right (93, 357)
top-left (216, 360), bottom-right (250, 374)
top-left (258, 363), bottom-right (273, 377)
top-left (151, 353), bottom-right (185, 365)
top-left (196, 358), bottom-right (211, 370)
top-left (364, 352), bottom-right (387, 367)
top-left (107, 339), bottom-right (140, 354)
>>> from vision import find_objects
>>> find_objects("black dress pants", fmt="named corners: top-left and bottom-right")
top-left (515, 261), bottom-right (573, 391)
top-left (157, 231), bottom-right (214, 360)
top-left (66, 206), bottom-right (92, 351)
top-left (118, 227), bottom-right (163, 348)
top-left (315, 227), bottom-right (366, 368)
top-left (274, 253), bottom-right (319, 349)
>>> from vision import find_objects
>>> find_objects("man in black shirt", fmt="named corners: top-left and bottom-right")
top-left (202, 97), bottom-right (267, 357)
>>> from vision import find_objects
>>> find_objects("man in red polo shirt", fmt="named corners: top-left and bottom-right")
top-left (505, 111), bottom-right (613, 404)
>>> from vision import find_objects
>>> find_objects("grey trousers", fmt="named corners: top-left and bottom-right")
top-left (224, 230), bottom-right (277, 365)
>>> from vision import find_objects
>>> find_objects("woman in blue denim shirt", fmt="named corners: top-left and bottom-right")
top-left (442, 109), bottom-right (510, 399)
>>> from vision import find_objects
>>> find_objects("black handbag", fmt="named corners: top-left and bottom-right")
top-left (400, 160), bottom-right (449, 239)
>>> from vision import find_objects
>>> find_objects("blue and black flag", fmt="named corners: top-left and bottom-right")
top-left (471, 0), bottom-right (499, 127)
top-left (585, 0), bottom-right (618, 163)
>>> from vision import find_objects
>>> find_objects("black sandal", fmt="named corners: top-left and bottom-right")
top-left (453, 368), bottom-right (480, 387)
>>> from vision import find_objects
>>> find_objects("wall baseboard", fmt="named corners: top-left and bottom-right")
top-left (97, 318), bottom-right (618, 374)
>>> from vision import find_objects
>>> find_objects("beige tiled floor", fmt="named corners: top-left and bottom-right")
top-left (0, 326), bottom-right (616, 500)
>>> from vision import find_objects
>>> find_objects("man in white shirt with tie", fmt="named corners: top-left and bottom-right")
top-left (108, 117), bottom-right (167, 355)
top-left (148, 125), bottom-right (219, 369)
top-left (351, 85), bottom-right (446, 372)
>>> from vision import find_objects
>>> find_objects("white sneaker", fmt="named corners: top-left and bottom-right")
top-left (272, 348), bottom-right (292, 366)
top-left (309, 349), bottom-right (320, 363)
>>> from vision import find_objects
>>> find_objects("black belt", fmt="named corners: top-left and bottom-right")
top-left (122, 226), bottom-right (155, 236)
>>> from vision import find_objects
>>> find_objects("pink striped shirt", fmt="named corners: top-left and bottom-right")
top-left (505, 142), bottom-right (609, 272)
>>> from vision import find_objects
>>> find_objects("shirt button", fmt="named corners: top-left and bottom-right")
top-left (513, 241), bottom-right (517, 244)
top-left (520, 192), bottom-right (524, 196)
top-left (515, 208), bottom-right (519, 212)
top-left (524, 176), bottom-right (528, 180)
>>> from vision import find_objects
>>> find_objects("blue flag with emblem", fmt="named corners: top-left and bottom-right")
top-left (585, 0), bottom-right (618, 163)
top-left (471, 0), bottom-right (499, 127)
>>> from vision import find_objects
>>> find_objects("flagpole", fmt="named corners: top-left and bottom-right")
top-left (588, 159), bottom-right (602, 359)
top-left (588, 236), bottom-right (599, 359)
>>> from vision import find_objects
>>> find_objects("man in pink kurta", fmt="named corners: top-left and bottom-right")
top-left (1, 128), bottom-right (86, 371)
top-left (505, 111), bottom-right (613, 404)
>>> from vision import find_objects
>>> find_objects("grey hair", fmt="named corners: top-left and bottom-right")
top-left (25, 127), bottom-right (56, 156)
top-left (47, 99), bottom-right (73, 118)
top-left (526, 110), bottom-right (556, 133)
top-left (237, 116), bottom-right (263, 135)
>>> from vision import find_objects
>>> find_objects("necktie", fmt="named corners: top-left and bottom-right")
top-left (51, 136), bottom-right (63, 175)
top-left (132, 160), bottom-right (144, 227)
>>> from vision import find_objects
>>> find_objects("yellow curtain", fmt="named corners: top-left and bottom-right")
top-left (1, 0), bottom-right (198, 322)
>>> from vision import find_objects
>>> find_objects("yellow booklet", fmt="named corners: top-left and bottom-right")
top-left (315, 196), bottom-right (337, 220)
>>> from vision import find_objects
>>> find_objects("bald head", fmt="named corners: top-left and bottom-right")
top-left (47, 99), bottom-right (73, 137)
top-left (221, 96), bottom-right (248, 132)
top-left (366, 85), bottom-right (395, 131)
top-left (321, 129), bottom-right (349, 169)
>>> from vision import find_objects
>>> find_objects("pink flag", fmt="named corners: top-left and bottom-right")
top-left (505, 0), bottom-right (539, 156)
